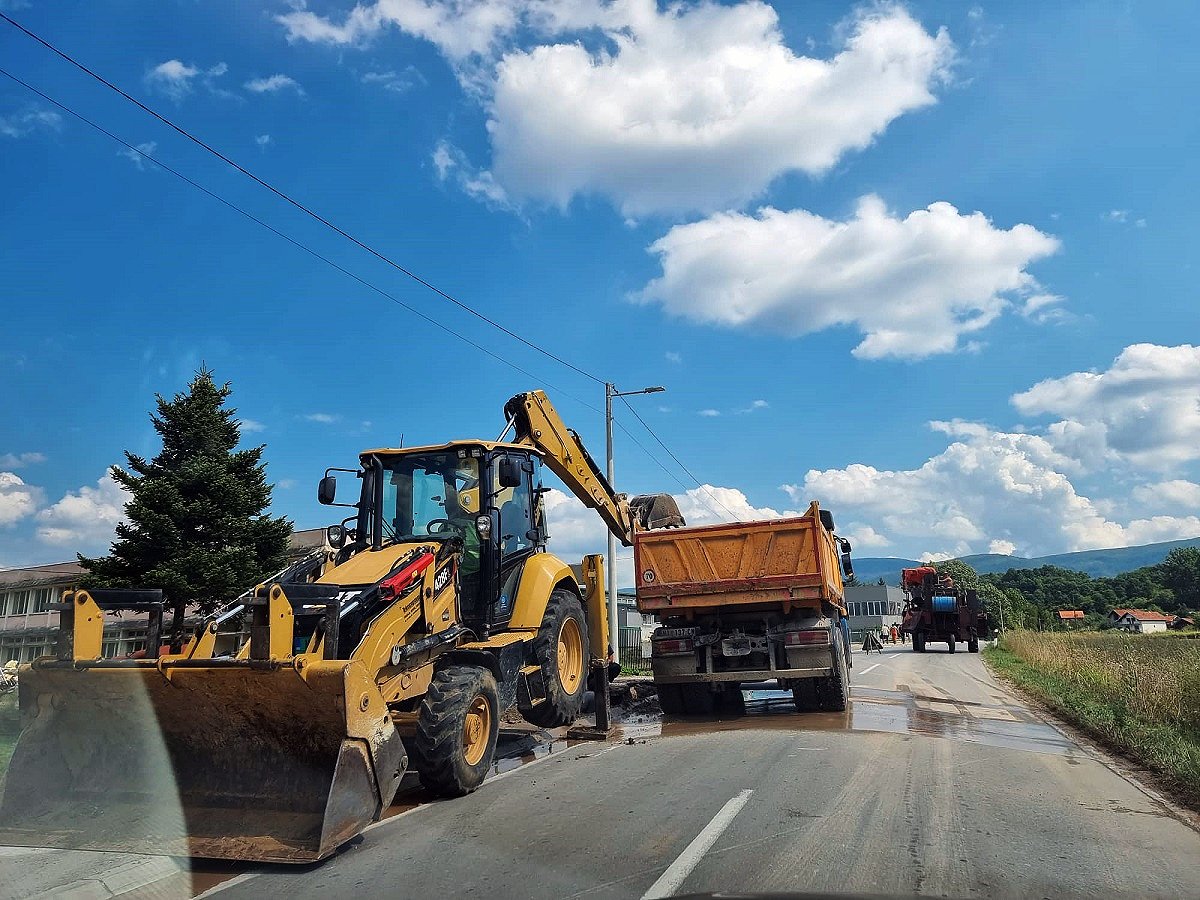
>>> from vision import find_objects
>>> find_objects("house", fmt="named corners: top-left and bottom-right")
top-left (1169, 616), bottom-right (1195, 630)
top-left (1056, 610), bottom-right (1085, 628)
top-left (1108, 608), bottom-right (1174, 634)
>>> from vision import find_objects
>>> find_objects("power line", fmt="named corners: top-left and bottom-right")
top-left (0, 67), bottom-right (733, 520)
top-left (0, 67), bottom-right (601, 418)
top-left (608, 415), bottom-right (732, 522)
top-left (617, 395), bottom-right (743, 520)
top-left (0, 11), bottom-right (606, 388)
top-left (0, 19), bottom-right (744, 518)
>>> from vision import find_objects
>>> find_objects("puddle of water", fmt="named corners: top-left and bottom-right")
top-left (621, 686), bottom-right (1075, 757)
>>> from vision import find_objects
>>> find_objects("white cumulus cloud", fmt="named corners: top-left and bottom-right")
top-left (279, 2), bottom-right (954, 215)
top-left (1132, 480), bottom-right (1200, 514)
top-left (0, 106), bottom-right (62, 139)
top-left (792, 419), bottom-right (1200, 561)
top-left (244, 74), bottom-right (306, 95)
top-left (1012, 344), bottom-right (1200, 470)
top-left (0, 452), bottom-right (45, 469)
top-left (488, 3), bottom-right (954, 215)
top-left (639, 195), bottom-right (1060, 359)
top-left (0, 472), bottom-right (41, 527)
top-left (118, 141), bottom-right (158, 170)
top-left (35, 471), bottom-right (129, 548)
top-left (146, 60), bottom-right (227, 101)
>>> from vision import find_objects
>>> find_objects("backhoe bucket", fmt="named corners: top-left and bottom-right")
top-left (0, 659), bottom-right (406, 863)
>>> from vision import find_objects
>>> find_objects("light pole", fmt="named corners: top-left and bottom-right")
top-left (605, 383), bottom-right (665, 664)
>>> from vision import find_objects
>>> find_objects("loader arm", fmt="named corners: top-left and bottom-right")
top-left (504, 390), bottom-right (639, 547)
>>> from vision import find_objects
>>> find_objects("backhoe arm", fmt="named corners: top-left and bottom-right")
top-left (504, 391), bottom-right (638, 547)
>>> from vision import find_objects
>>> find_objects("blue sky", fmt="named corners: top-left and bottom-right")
top-left (2, 0), bottom-right (1199, 576)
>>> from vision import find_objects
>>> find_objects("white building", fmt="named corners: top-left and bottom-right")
top-left (1109, 608), bottom-right (1173, 633)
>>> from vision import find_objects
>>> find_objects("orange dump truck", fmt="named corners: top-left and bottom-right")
top-left (634, 501), bottom-right (854, 715)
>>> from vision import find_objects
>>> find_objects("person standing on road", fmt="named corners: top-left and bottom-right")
top-left (890, 623), bottom-right (899, 644)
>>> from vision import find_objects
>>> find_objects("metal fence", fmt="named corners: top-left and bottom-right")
top-left (617, 625), bottom-right (652, 675)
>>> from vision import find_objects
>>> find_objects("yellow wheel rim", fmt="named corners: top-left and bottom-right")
top-left (462, 695), bottom-right (491, 766)
top-left (557, 617), bottom-right (585, 694)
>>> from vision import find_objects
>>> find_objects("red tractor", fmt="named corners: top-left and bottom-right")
top-left (900, 567), bottom-right (988, 653)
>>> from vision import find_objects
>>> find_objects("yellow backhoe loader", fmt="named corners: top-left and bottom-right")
top-left (0, 391), bottom-right (680, 863)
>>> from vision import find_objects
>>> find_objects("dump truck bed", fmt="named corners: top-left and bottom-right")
top-left (634, 507), bottom-right (845, 616)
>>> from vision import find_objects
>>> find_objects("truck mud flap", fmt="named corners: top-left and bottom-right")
top-left (0, 660), bottom-right (406, 863)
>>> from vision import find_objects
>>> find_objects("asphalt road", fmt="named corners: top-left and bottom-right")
top-left (4, 645), bottom-right (1200, 899)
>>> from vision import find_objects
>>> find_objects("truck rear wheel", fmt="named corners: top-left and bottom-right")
top-left (792, 679), bottom-right (819, 712)
top-left (818, 635), bottom-right (849, 712)
top-left (520, 588), bottom-right (588, 727)
top-left (947, 637), bottom-right (956, 654)
top-left (914, 633), bottom-right (925, 653)
top-left (657, 683), bottom-right (685, 715)
top-left (968, 637), bottom-right (979, 653)
top-left (412, 665), bottom-right (499, 797)
top-left (681, 685), bottom-right (715, 716)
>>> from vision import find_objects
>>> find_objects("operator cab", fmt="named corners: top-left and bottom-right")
top-left (318, 442), bottom-right (550, 635)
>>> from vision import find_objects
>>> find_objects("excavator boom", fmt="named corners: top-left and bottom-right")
top-left (504, 390), bottom-right (681, 546)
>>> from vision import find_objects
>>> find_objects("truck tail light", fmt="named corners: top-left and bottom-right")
top-left (653, 638), bottom-right (695, 655)
top-left (784, 628), bottom-right (830, 647)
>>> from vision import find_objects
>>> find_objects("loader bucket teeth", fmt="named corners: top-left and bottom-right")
top-left (0, 660), bottom-right (406, 864)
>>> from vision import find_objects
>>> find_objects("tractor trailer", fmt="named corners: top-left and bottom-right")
top-left (900, 566), bottom-right (988, 653)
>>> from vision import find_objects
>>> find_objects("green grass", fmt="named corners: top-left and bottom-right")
top-left (985, 633), bottom-right (1200, 810)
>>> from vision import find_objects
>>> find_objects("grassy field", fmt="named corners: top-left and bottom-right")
top-left (985, 631), bottom-right (1200, 808)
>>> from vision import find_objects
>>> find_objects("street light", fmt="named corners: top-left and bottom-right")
top-left (605, 383), bottom-right (666, 664)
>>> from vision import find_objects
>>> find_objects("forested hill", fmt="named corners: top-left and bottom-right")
top-left (851, 536), bottom-right (1200, 584)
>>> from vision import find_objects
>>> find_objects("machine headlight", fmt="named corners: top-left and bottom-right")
top-left (475, 515), bottom-right (492, 539)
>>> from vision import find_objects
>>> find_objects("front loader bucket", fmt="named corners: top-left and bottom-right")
top-left (0, 659), bottom-right (406, 863)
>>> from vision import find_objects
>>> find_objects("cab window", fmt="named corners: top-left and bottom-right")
top-left (493, 457), bottom-right (533, 554)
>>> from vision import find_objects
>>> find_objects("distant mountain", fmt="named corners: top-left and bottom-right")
top-left (852, 536), bottom-right (1200, 584)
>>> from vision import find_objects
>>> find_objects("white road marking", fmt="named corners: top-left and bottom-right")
top-left (640, 789), bottom-right (754, 900)
top-left (195, 872), bottom-right (258, 899)
top-left (859, 663), bottom-right (883, 675)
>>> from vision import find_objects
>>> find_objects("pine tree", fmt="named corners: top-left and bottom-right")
top-left (81, 368), bottom-right (292, 628)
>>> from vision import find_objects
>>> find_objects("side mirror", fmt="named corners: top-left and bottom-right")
top-left (819, 509), bottom-right (835, 532)
top-left (841, 552), bottom-right (854, 580)
top-left (326, 523), bottom-right (346, 549)
top-left (497, 457), bottom-right (522, 488)
top-left (318, 475), bottom-right (337, 505)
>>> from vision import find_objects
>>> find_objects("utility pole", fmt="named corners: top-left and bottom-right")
top-left (604, 382), bottom-right (665, 668)
top-left (605, 383), bottom-right (616, 662)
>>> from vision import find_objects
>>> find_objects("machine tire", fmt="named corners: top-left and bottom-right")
top-left (412, 665), bottom-right (499, 798)
top-left (717, 684), bottom-right (745, 716)
top-left (657, 683), bottom-right (685, 715)
top-left (792, 679), bottom-right (819, 712)
top-left (681, 685), bottom-right (716, 715)
top-left (948, 637), bottom-right (956, 654)
top-left (968, 637), bottom-right (980, 653)
top-left (818, 636), bottom-right (850, 712)
top-left (914, 633), bottom-right (925, 653)
top-left (520, 588), bottom-right (589, 727)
